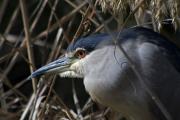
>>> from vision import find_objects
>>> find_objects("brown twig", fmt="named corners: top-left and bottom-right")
top-left (36, 1), bottom-right (87, 39)
top-left (72, 5), bottom-right (92, 42)
top-left (20, 0), bottom-right (37, 91)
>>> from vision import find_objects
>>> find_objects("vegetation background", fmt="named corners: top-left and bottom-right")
top-left (0, 0), bottom-right (179, 120)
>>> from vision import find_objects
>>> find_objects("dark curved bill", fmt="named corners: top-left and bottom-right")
top-left (29, 56), bottom-right (72, 79)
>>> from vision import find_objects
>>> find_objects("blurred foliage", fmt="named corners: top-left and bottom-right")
top-left (0, 0), bottom-right (179, 120)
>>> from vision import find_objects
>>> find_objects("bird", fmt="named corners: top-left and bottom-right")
top-left (30, 27), bottom-right (180, 120)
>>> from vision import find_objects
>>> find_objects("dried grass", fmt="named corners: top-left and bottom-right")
top-left (0, 0), bottom-right (179, 120)
top-left (96, 0), bottom-right (180, 29)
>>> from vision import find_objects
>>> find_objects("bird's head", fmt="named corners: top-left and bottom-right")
top-left (30, 33), bottom-right (112, 79)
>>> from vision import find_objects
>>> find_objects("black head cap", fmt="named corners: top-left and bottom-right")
top-left (66, 33), bottom-right (112, 53)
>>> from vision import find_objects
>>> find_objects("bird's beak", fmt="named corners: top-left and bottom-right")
top-left (30, 56), bottom-right (78, 79)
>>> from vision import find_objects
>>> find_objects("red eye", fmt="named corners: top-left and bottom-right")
top-left (75, 50), bottom-right (86, 59)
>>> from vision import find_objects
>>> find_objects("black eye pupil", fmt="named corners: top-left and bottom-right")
top-left (76, 50), bottom-right (86, 58)
top-left (79, 51), bottom-right (83, 55)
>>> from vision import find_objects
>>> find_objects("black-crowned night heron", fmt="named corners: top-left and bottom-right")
top-left (30, 27), bottom-right (180, 120)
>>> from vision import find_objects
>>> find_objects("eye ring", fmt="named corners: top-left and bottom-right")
top-left (75, 49), bottom-right (86, 59)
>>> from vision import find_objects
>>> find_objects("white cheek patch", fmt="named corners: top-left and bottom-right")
top-left (70, 59), bottom-right (85, 77)
top-left (59, 71), bottom-right (83, 78)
